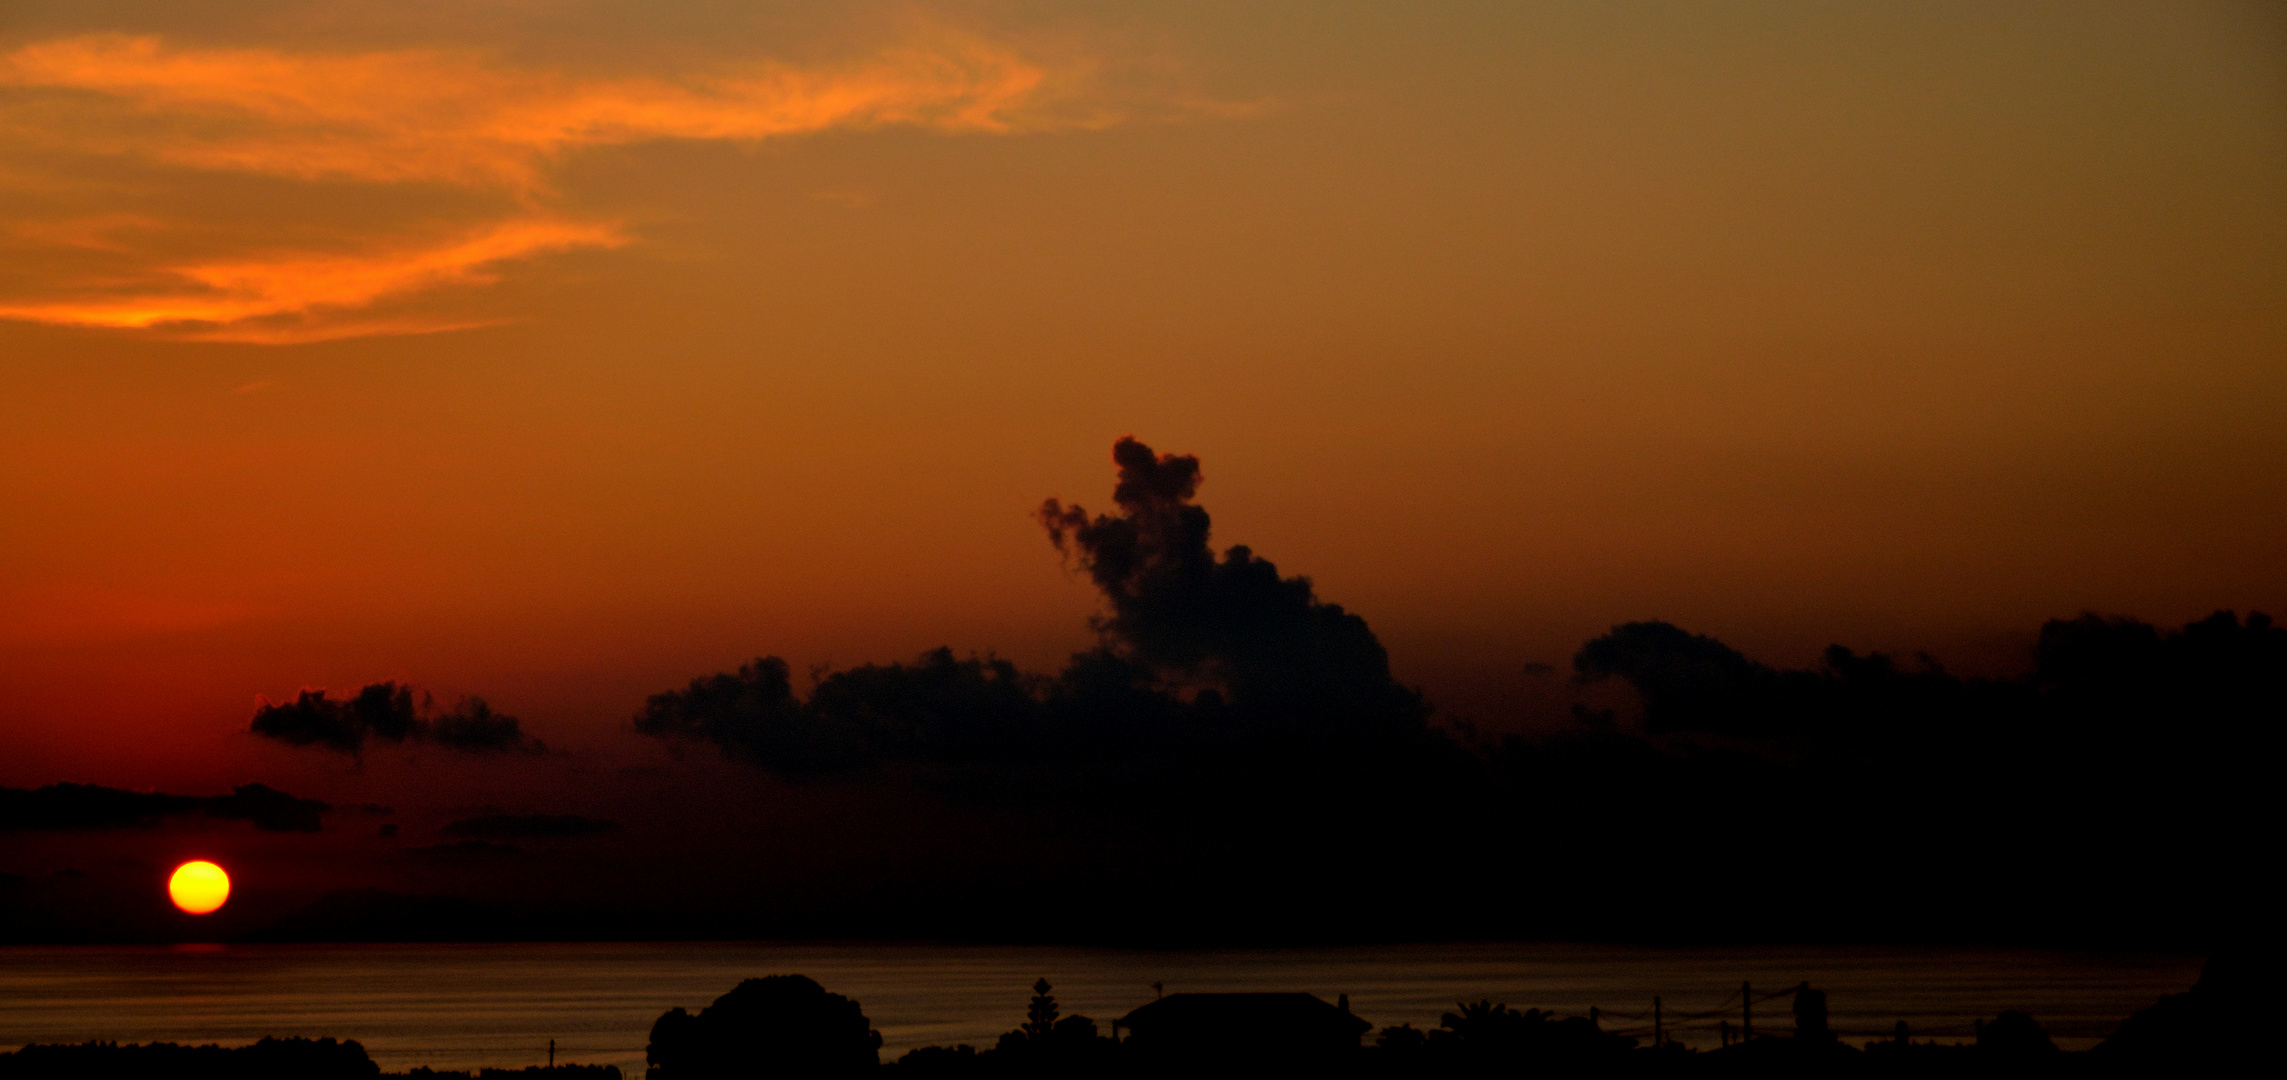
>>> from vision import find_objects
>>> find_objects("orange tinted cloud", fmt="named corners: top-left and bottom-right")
top-left (0, 218), bottom-right (624, 341)
top-left (0, 35), bottom-right (1046, 191)
top-left (6, 214), bottom-right (166, 253)
top-left (0, 32), bottom-right (1059, 340)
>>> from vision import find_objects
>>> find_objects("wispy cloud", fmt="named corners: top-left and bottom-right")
top-left (0, 34), bottom-right (1047, 192)
top-left (0, 32), bottom-right (1062, 342)
top-left (0, 218), bottom-right (624, 340)
top-left (6, 213), bottom-right (166, 252)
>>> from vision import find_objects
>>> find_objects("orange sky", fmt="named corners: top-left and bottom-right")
top-left (3, 1), bottom-right (2282, 789)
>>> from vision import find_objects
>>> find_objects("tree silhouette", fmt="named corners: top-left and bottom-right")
top-left (1022, 979), bottom-right (1058, 1041)
top-left (1792, 983), bottom-right (1834, 1043)
top-left (645, 975), bottom-right (880, 1079)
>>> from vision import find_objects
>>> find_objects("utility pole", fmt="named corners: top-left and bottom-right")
top-left (1742, 982), bottom-right (1753, 1043)
top-left (1654, 997), bottom-right (1663, 1048)
top-left (548, 1039), bottom-right (554, 1068)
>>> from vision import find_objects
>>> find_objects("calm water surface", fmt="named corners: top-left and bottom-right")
top-left (0, 943), bottom-right (2199, 1074)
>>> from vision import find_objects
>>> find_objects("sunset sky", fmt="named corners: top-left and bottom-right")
top-left (3, 1), bottom-right (2282, 794)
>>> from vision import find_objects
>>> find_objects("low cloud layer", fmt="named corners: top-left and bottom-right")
top-left (0, 781), bottom-right (328, 833)
top-left (250, 682), bottom-right (545, 756)
top-left (616, 440), bottom-right (2278, 944)
top-left (1572, 610), bottom-right (2284, 737)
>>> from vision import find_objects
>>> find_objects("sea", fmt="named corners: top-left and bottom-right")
top-left (0, 942), bottom-right (2202, 1075)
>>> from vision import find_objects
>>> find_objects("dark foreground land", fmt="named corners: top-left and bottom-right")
top-left (0, 1041), bottom-right (620, 1080)
top-left (0, 950), bottom-right (2261, 1078)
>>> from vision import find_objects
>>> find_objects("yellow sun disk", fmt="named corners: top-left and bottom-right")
top-left (168, 860), bottom-right (230, 915)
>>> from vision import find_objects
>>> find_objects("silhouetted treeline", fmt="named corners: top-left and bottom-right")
top-left (639, 957), bottom-right (2256, 1078)
top-left (1365, 1000), bottom-right (1636, 1075)
top-left (2088, 950), bottom-right (2262, 1075)
top-left (0, 1039), bottom-right (622, 1080)
top-left (0, 1037), bottom-right (378, 1080)
top-left (647, 975), bottom-right (882, 1078)
top-left (400, 1067), bottom-right (621, 1079)
top-left (0, 954), bottom-right (2250, 1078)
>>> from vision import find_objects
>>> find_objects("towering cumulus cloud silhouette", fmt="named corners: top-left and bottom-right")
top-left (636, 438), bottom-right (1429, 774)
top-left (1040, 437), bottom-right (1424, 731)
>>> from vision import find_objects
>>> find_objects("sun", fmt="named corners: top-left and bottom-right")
top-left (167, 860), bottom-right (231, 915)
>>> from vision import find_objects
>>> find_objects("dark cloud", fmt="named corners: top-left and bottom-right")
top-left (443, 813), bottom-right (620, 839)
top-left (623, 608), bottom-right (2275, 945)
top-left (634, 656), bottom-right (857, 774)
top-left (2036, 610), bottom-right (2285, 727)
top-left (0, 782), bottom-right (329, 833)
top-left (247, 682), bottom-right (415, 753)
top-left (1570, 621), bottom-right (1795, 735)
top-left (639, 439), bottom-right (1434, 777)
top-left (1040, 437), bottom-right (1425, 731)
top-left (428, 697), bottom-right (543, 752)
top-left (1572, 609), bottom-right (2282, 738)
top-left (202, 783), bottom-right (330, 833)
top-left (0, 783), bottom-right (198, 831)
top-left (250, 682), bottom-right (545, 756)
top-left (635, 650), bottom-right (1045, 775)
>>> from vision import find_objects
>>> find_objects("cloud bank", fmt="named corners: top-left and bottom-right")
top-left (1570, 609), bottom-right (2284, 737)
top-left (614, 439), bottom-right (2279, 944)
